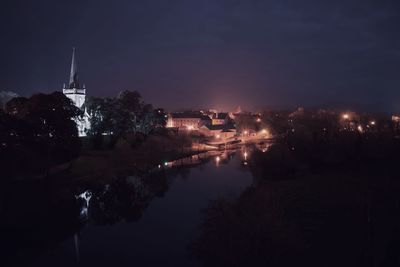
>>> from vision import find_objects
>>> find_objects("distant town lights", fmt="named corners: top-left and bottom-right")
top-left (342, 113), bottom-right (350, 120)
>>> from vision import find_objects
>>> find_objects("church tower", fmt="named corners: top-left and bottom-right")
top-left (63, 47), bottom-right (90, 136)
top-left (63, 47), bottom-right (86, 108)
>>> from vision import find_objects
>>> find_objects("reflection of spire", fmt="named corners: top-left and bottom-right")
top-left (74, 233), bottom-right (80, 264)
top-left (69, 47), bottom-right (80, 89)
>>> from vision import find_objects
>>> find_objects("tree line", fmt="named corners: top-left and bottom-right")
top-left (0, 90), bottom-right (166, 177)
top-left (85, 90), bottom-right (166, 148)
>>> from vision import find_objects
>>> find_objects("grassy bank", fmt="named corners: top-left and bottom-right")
top-left (64, 133), bottom-right (202, 184)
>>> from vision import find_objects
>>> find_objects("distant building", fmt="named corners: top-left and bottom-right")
top-left (62, 48), bottom-right (90, 136)
top-left (211, 112), bottom-right (229, 125)
top-left (199, 123), bottom-right (237, 139)
top-left (166, 112), bottom-right (211, 130)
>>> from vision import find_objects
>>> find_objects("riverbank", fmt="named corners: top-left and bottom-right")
top-left (55, 133), bottom-right (213, 185)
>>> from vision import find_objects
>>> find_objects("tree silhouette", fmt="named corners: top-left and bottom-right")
top-left (1, 92), bottom-right (82, 177)
top-left (86, 90), bottom-right (167, 149)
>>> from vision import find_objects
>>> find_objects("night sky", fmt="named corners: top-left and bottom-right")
top-left (1, 0), bottom-right (400, 112)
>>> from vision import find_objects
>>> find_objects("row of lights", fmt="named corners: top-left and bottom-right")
top-left (342, 113), bottom-right (376, 126)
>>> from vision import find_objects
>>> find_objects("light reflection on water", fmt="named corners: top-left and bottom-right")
top-left (3, 140), bottom-right (400, 267)
top-left (161, 142), bottom-right (272, 170)
top-left (25, 148), bottom-right (257, 267)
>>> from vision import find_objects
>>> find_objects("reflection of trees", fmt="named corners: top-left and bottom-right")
top-left (247, 144), bottom-right (297, 182)
top-left (192, 170), bottom-right (400, 267)
top-left (0, 180), bottom-right (82, 265)
top-left (88, 172), bottom-right (170, 224)
top-left (0, 169), bottom-right (173, 264)
top-left (192, 186), bottom-right (303, 267)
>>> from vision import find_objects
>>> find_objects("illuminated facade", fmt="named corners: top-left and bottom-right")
top-left (199, 124), bottom-right (237, 139)
top-left (166, 112), bottom-right (211, 130)
top-left (62, 48), bottom-right (91, 136)
top-left (211, 112), bottom-right (229, 125)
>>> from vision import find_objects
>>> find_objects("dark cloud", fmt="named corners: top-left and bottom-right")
top-left (1, 0), bottom-right (399, 111)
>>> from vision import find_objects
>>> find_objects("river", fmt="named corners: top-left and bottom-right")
top-left (2, 142), bottom-right (400, 267)
top-left (2, 149), bottom-right (256, 267)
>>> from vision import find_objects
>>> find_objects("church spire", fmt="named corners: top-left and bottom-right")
top-left (69, 47), bottom-right (80, 89)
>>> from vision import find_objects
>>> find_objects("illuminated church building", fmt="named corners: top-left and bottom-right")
top-left (62, 48), bottom-right (91, 136)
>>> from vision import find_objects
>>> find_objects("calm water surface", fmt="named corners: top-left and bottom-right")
top-left (3, 144), bottom-right (400, 267)
top-left (12, 151), bottom-right (253, 267)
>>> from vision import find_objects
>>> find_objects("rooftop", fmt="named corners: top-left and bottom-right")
top-left (212, 112), bottom-right (229, 120)
top-left (170, 112), bottom-right (203, 119)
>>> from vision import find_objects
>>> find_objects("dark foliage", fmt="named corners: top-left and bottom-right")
top-left (0, 92), bottom-right (82, 177)
top-left (85, 90), bottom-right (167, 149)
